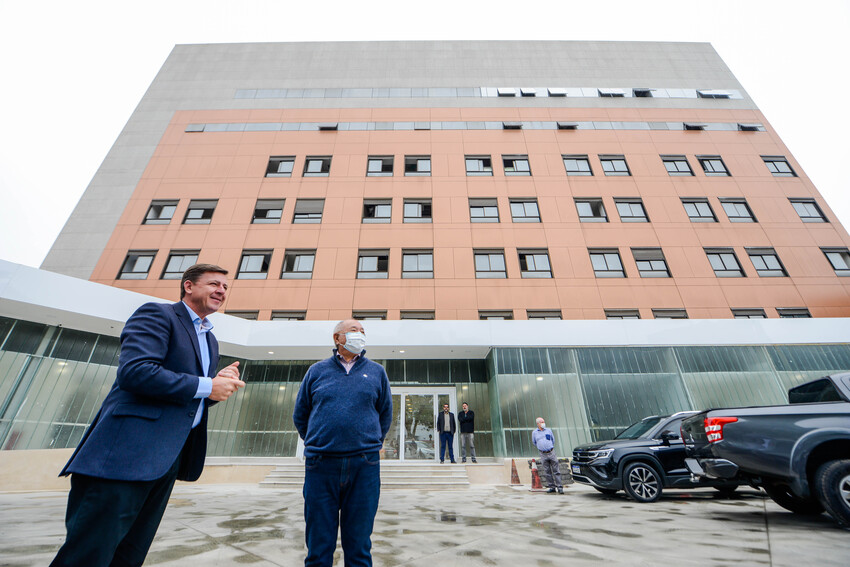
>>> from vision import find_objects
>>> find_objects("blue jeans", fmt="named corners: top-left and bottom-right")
top-left (439, 432), bottom-right (455, 462)
top-left (303, 452), bottom-right (381, 567)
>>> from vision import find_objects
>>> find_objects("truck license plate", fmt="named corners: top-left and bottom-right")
top-left (571, 464), bottom-right (580, 474)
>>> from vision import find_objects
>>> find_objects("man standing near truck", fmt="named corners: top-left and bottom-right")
top-left (532, 417), bottom-right (563, 494)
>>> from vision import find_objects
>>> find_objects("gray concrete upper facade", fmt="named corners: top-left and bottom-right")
top-left (42, 40), bottom-right (753, 279)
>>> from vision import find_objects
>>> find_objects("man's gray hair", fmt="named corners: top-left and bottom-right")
top-left (333, 319), bottom-right (360, 336)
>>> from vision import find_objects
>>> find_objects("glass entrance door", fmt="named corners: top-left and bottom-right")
top-left (381, 387), bottom-right (456, 461)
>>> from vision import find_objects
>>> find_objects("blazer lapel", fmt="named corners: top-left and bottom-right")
top-left (172, 302), bottom-right (204, 374)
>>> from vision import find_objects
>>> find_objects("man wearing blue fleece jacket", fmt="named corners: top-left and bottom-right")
top-left (293, 319), bottom-right (393, 567)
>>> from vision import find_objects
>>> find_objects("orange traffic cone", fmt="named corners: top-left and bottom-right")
top-left (510, 459), bottom-right (521, 485)
top-left (530, 459), bottom-right (544, 490)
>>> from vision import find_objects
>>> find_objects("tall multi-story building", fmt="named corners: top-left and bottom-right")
top-left (1, 42), bottom-right (848, 467)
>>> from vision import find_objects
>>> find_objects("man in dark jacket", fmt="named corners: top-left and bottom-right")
top-left (457, 402), bottom-right (477, 463)
top-left (293, 319), bottom-right (393, 566)
top-left (50, 264), bottom-right (245, 566)
top-left (436, 403), bottom-right (457, 464)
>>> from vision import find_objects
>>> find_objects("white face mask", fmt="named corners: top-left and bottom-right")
top-left (342, 331), bottom-right (366, 354)
top-left (539, 422), bottom-right (546, 429)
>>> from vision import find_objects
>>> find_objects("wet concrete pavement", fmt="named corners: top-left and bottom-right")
top-left (1, 483), bottom-right (848, 566)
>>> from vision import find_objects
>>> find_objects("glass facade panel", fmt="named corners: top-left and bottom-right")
top-left (675, 346), bottom-right (786, 408)
top-left (575, 347), bottom-right (690, 441)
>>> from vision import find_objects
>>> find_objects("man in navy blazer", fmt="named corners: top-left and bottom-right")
top-left (51, 264), bottom-right (245, 567)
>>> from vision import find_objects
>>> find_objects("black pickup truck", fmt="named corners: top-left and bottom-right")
top-left (681, 372), bottom-right (850, 528)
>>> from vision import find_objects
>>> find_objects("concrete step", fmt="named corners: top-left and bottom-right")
top-left (260, 462), bottom-right (471, 489)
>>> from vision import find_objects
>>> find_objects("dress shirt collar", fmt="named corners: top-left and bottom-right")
top-left (182, 301), bottom-right (214, 333)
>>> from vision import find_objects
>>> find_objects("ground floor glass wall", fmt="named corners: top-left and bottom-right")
top-left (1, 315), bottom-right (848, 460)
top-left (489, 345), bottom-right (850, 458)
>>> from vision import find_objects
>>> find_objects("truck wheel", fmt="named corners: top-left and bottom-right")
top-left (594, 487), bottom-right (617, 496)
top-left (623, 462), bottom-right (662, 503)
top-left (814, 459), bottom-right (850, 528)
top-left (763, 484), bottom-right (824, 515)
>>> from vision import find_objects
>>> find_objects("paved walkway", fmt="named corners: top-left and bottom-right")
top-left (1, 483), bottom-right (848, 566)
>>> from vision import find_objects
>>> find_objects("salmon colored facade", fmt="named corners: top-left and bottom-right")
top-left (89, 106), bottom-right (850, 320)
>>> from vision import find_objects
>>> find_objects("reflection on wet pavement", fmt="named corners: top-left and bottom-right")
top-left (1, 483), bottom-right (848, 566)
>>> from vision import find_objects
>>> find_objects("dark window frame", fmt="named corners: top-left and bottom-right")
top-left (117, 250), bottom-right (156, 280)
top-left (143, 200), bottom-right (178, 225)
top-left (237, 250), bottom-right (273, 280)
top-left (281, 249), bottom-right (316, 279)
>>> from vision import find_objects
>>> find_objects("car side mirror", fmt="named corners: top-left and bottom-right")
top-left (659, 431), bottom-right (680, 445)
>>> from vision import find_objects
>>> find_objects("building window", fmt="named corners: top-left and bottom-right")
top-left (720, 199), bottom-right (756, 223)
top-left (763, 156), bottom-right (796, 177)
top-left (118, 251), bottom-right (156, 280)
top-left (465, 156), bottom-right (493, 176)
top-left (363, 199), bottom-right (392, 223)
top-left (367, 156), bottom-right (393, 176)
top-left (509, 199), bottom-right (541, 223)
top-left (682, 198), bottom-right (717, 222)
top-left (518, 250), bottom-right (552, 278)
top-left (563, 155), bottom-right (593, 176)
top-left (293, 199), bottom-right (324, 223)
top-left (479, 311), bottom-right (514, 320)
top-left (281, 250), bottom-right (315, 279)
top-left (404, 156), bottom-right (431, 176)
top-left (403, 199), bottom-right (432, 223)
top-left (402, 250), bottom-right (434, 279)
top-left (698, 156), bottom-right (730, 176)
top-left (266, 156), bottom-right (295, 177)
top-left (469, 198), bottom-right (499, 223)
top-left (615, 199), bottom-right (649, 222)
top-left (662, 155), bottom-right (693, 176)
top-left (790, 199), bottom-right (827, 222)
top-left (747, 248), bottom-right (787, 277)
top-left (303, 156), bottom-right (331, 177)
top-left (653, 309), bottom-right (689, 319)
top-left (697, 89), bottom-right (731, 99)
top-left (143, 200), bottom-right (177, 225)
top-left (599, 155), bottom-right (631, 176)
top-left (575, 198), bottom-right (607, 222)
top-left (237, 250), bottom-right (272, 279)
top-left (705, 248), bottom-right (745, 277)
top-left (822, 248), bottom-right (850, 276)
top-left (503, 155), bottom-right (531, 176)
top-left (605, 309), bottom-right (640, 319)
top-left (632, 248), bottom-right (670, 278)
top-left (357, 250), bottom-right (389, 279)
top-left (527, 310), bottom-right (562, 320)
top-left (271, 311), bottom-right (306, 321)
top-left (474, 250), bottom-right (507, 278)
top-left (589, 249), bottom-right (625, 278)
top-left (161, 251), bottom-right (199, 280)
top-left (183, 200), bottom-right (217, 224)
top-left (732, 309), bottom-right (767, 319)
top-left (598, 88), bottom-right (626, 97)
top-left (252, 199), bottom-right (285, 224)
top-left (227, 311), bottom-right (259, 320)
top-left (400, 311), bottom-right (435, 320)
top-left (352, 311), bottom-right (387, 321)
top-left (777, 308), bottom-right (811, 318)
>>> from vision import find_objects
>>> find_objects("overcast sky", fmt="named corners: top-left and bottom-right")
top-left (1, 0), bottom-right (848, 269)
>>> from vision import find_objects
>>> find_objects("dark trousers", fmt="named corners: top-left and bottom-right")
top-left (538, 450), bottom-right (562, 489)
top-left (439, 432), bottom-right (455, 462)
top-left (50, 453), bottom-right (182, 567)
top-left (303, 452), bottom-right (381, 567)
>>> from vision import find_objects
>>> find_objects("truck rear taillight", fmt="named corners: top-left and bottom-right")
top-left (704, 417), bottom-right (738, 443)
